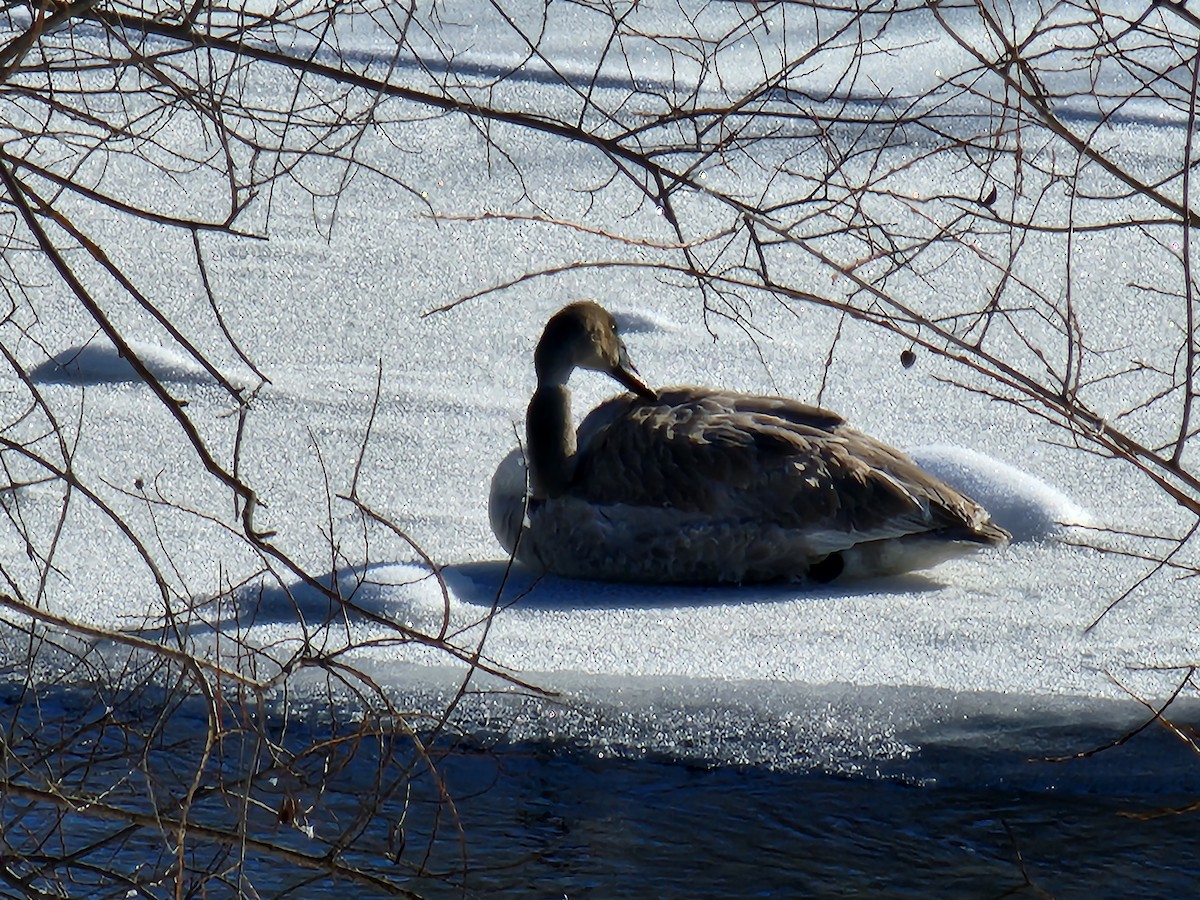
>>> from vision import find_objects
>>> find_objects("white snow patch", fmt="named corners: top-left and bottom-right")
top-left (910, 445), bottom-right (1093, 541)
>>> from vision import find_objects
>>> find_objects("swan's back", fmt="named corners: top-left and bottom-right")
top-left (571, 387), bottom-right (1009, 559)
top-left (574, 389), bottom-right (846, 511)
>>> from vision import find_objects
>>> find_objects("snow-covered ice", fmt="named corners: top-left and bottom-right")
top-left (5, 0), bottom-right (1198, 783)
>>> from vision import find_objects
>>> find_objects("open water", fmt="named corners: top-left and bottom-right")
top-left (4, 674), bottom-right (1199, 898)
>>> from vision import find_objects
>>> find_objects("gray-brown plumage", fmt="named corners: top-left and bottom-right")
top-left (489, 300), bottom-right (1010, 583)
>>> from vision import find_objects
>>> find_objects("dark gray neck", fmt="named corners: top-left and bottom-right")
top-left (526, 385), bottom-right (576, 499)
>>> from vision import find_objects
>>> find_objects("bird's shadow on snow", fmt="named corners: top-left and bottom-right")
top-left (442, 560), bottom-right (945, 611)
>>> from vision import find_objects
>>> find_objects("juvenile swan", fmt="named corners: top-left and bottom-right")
top-left (490, 301), bottom-right (1010, 583)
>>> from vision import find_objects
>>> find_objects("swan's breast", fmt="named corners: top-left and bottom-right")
top-left (488, 448), bottom-right (529, 556)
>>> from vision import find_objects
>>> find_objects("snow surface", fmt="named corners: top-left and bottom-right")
top-left (7, 0), bottom-right (1200, 776)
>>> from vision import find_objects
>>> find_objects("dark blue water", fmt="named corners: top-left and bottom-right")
top-left (3, 675), bottom-right (1199, 898)
top-left (426, 746), bottom-right (1200, 898)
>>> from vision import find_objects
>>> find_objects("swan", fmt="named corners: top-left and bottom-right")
top-left (490, 300), bottom-right (1010, 583)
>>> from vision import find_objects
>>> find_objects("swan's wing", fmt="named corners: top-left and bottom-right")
top-left (573, 389), bottom-right (813, 509)
top-left (797, 430), bottom-right (1008, 547)
top-left (574, 388), bottom-right (1004, 551)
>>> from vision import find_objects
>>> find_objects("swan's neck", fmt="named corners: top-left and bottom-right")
top-left (526, 384), bottom-right (576, 499)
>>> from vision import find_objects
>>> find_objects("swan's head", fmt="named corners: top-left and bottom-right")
top-left (533, 300), bottom-right (656, 400)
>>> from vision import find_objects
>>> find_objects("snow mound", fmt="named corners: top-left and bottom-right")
top-left (910, 445), bottom-right (1092, 541)
top-left (32, 338), bottom-right (218, 385)
top-left (613, 308), bottom-right (679, 334)
top-left (236, 563), bottom-right (449, 632)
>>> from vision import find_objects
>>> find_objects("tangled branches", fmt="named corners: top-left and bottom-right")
top-left (2, 0), bottom-right (1199, 894)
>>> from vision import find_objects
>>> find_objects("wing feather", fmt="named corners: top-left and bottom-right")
top-left (572, 387), bottom-right (999, 552)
